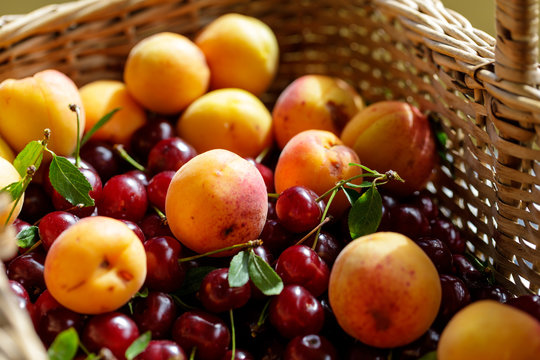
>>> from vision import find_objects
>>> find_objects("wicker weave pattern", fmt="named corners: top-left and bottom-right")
top-left (0, 0), bottom-right (538, 303)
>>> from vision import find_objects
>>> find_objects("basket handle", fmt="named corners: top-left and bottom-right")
top-left (495, 0), bottom-right (540, 84)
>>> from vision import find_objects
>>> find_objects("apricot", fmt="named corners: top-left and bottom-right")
top-left (44, 216), bottom-right (147, 314)
top-left (0, 156), bottom-right (23, 226)
top-left (340, 101), bottom-right (436, 196)
top-left (195, 13), bottom-right (279, 96)
top-left (0, 135), bottom-right (14, 163)
top-left (79, 80), bottom-right (147, 147)
top-left (329, 232), bottom-right (441, 348)
top-left (165, 149), bottom-right (267, 256)
top-left (272, 75), bottom-right (364, 149)
top-left (273, 130), bottom-right (362, 217)
top-left (124, 32), bottom-right (210, 114)
top-left (438, 300), bottom-right (540, 360)
top-left (0, 69), bottom-right (85, 156)
top-left (177, 88), bottom-right (273, 158)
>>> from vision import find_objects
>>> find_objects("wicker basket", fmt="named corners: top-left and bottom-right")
top-left (0, 0), bottom-right (538, 358)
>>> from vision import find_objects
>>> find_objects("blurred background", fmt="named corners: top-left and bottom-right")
top-left (0, 0), bottom-right (497, 36)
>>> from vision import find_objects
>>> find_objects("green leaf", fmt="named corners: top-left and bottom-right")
top-left (47, 327), bottom-right (79, 360)
top-left (345, 181), bottom-right (374, 189)
top-left (176, 266), bottom-right (216, 296)
top-left (13, 140), bottom-right (43, 178)
top-left (80, 108), bottom-right (120, 146)
top-left (16, 225), bottom-right (39, 248)
top-left (0, 180), bottom-right (25, 201)
top-left (248, 251), bottom-right (283, 296)
top-left (48, 155), bottom-right (94, 207)
top-left (342, 187), bottom-right (361, 206)
top-left (348, 186), bottom-right (382, 239)
top-left (229, 250), bottom-right (250, 287)
top-left (417, 351), bottom-right (437, 360)
top-left (125, 331), bottom-right (151, 360)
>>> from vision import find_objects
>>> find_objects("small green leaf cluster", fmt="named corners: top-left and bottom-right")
top-left (229, 249), bottom-right (283, 296)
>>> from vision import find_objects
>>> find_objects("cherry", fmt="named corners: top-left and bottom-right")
top-left (130, 119), bottom-right (175, 162)
top-left (147, 171), bottom-right (175, 213)
top-left (260, 218), bottom-right (294, 254)
top-left (304, 231), bottom-right (342, 268)
top-left (222, 349), bottom-right (254, 360)
top-left (414, 237), bottom-right (453, 274)
top-left (80, 140), bottom-right (122, 181)
top-left (435, 274), bottom-right (470, 328)
top-left (276, 186), bottom-right (324, 233)
top-left (269, 285), bottom-right (325, 339)
top-left (126, 169), bottom-right (150, 187)
top-left (38, 211), bottom-right (79, 250)
top-left (394, 328), bottom-right (439, 360)
top-left (82, 312), bottom-right (140, 360)
top-left (172, 311), bottom-right (231, 360)
top-left (505, 295), bottom-right (540, 321)
top-left (38, 307), bottom-right (85, 346)
top-left (98, 174), bottom-right (148, 222)
top-left (390, 204), bottom-right (430, 239)
top-left (135, 340), bottom-right (187, 360)
top-left (246, 158), bottom-right (274, 193)
top-left (6, 252), bottom-right (46, 300)
top-left (452, 254), bottom-right (489, 290)
top-left (8, 280), bottom-right (34, 318)
top-left (4, 219), bottom-right (32, 262)
top-left (471, 284), bottom-right (511, 303)
top-left (377, 193), bottom-right (398, 231)
top-left (284, 334), bottom-right (338, 360)
top-left (144, 236), bottom-right (185, 292)
top-left (147, 137), bottom-right (197, 175)
top-left (34, 289), bottom-right (62, 321)
top-left (132, 291), bottom-right (177, 339)
top-left (430, 218), bottom-right (465, 254)
top-left (411, 192), bottom-right (438, 221)
top-left (138, 213), bottom-right (173, 239)
top-left (199, 268), bottom-right (251, 313)
top-left (19, 183), bottom-right (53, 223)
top-left (275, 245), bottom-right (330, 297)
top-left (120, 219), bottom-right (145, 242)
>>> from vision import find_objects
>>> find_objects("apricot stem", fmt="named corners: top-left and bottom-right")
top-left (178, 239), bottom-right (263, 263)
top-left (295, 216), bottom-right (331, 246)
top-left (114, 144), bottom-right (146, 172)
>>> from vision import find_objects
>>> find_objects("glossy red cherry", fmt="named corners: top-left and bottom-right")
top-left (222, 349), bottom-right (254, 360)
top-left (80, 140), bottom-right (122, 181)
top-left (120, 220), bottom-right (145, 243)
top-left (505, 295), bottom-right (540, 322)
top-left (199, 268), bottom-right (251, 313)
top-left (98, 174), bottom-right (148, 222)
top-left (135, 340), bottom-right (187, 360)
top-left (276, 186), bottom-right (324, 233)
top-left (138, 214), bottom-right (173, 239)
top-left (147, 137), bottom-right (197, 175)
top-left (147, 171), bottom-right (175, 213)
top-left (431, 218), bottom-right (465, 254)
top-left (144, 236), bottom-right (185, 292)
top-left (260, 218), bottom-right (294, 254)
top-left (38, 211), bottom-right (79, 250)
top-left (6, 252), bottom-right (46, 300)
top-left (131, 119), bottom-right (175, 162)
top-left (132, 291), bottom-right (177, 339)
top-left (304, 231), bottom-right (342, 268)
top-left (284, 334), bottom-right (338, 360)
top-left (38, 307), bottom-right (85, 346)
top-left (8, 280), bottom-right (34, 319)
top-left (19, 183), bottom-right (54, 223)
top-left (435, 274), bottom-right (471, 327)
top-left (390, 204), bottom-right (430, 239)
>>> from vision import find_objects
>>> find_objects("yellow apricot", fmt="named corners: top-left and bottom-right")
top-left (0, 156), bottom-right (23, 226)
top-left (0, 135), bottom-right (14, 163)
top-left (44, 216), bottom-right (147, 314)
top-left (0, 69), bottom-right (85, 156)
top-left (79, 80), bottom-right (147, 146)
top-left (195, 13), bottom-right (279, 96)
top-left (124, 32), bottom-right (210, 114)
top-left (177, 88), bottom-right (273, 158)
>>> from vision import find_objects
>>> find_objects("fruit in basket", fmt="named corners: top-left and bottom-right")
top-left (340, 101), bottom-right (436, 196)
top-left (328, 232), bottom-right (442, 348)
top-left (0, 156), bottom-right (24, 225)
top-left (79, 80), bottom-right (147, 147)
top-left (0, 69), bottom-right (85, 156)
top-left (195, 13), bottom-right (279, 96)
top-left (165, 149), bottom-right (267, 255)
top-left (44, 216), bottom-right (147, 314)
top-left (0, 135), bottom-right (15, 162)
top-left (124, 32), bottom-right (210, 114)
top-left (437, 300), bottom-right (540, 360)
top-left (274, 129), bottom-right (362, 216)
top-left (272, 75), bottom-right (364, 149)
top-left (177, 88), bottom-right (273, 158)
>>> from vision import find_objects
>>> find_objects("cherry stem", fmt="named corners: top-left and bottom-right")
top-left (113, 144), bottom-right (146, 172)
top-left (178, 240), bottom-right (263, 263)
top-left (152, 205), bottom-right (167, 221)
top-left (255, 147), bottom-right (270, 163)
top-left (23, 239), bottom-right (42, 255)
top-left (267, 192), bottom-right (279, 199)
top-left (69, 104), bottom-right (82, 168)
top-left (295, 217), bottom-right (331, 246)
top-left (171, 294), bottom-right (198, 311)
top-left (189, 346), bottom-right (197, 360)
top-left (229, 309), bottom-right (236, 360)
top-left (312, 188), bottom-right (338, 249)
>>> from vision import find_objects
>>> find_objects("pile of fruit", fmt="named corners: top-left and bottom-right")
top-left (0, 12), bottom-right (539, 360)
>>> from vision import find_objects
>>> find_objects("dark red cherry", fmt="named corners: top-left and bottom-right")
top-left (284, 334), bottom-right (338, 360)
top-left (246, 158), bottom-right (274, 193)
top-left (130, 119), bottom-right (175, 162)
top-left (38, 307), bottom-right (85, 346)
top-left (276, 186), bottom-right (324, 233)
top-left (199, 268), bottom-right (251, 313)
top-left (471, 285), bottom-right (511, 303)
top-left (120, 220), bottom-right (145, 242)
top-left (138, 214), bottom-right (173, 239)
top-left (8, 280), bottom-right (34, 319)
top-left (430, 218), bottom-right (465, 254)
top-left (435, 274), bottom-right (471, 327)
top-left (390, 204), bottom-right (430, 239)
top-left (144, 236), bottom-right (185, 292)
top-left (147, 137), bottom-right (197, 175)
top-left (452, 254), bottom-right (488, 290)
top-left (394, 328), bottom-right (440, 360)
top-left (19, 183), bottom-right (53, 223)
top-left (135, 340), bottom-right (187, 360)
top-left (98, 174), bottom-right (148, 222)
top-left (505, 295), bottom-right (540, 322)
top-left (6, 252), bottom-right (46, 300)
top-left (38, 211), bottom-right (79, 250)
top-left (82, 312), bottom-right (140, 360)
top-left (125, 170), bottom-right (150, 187)
top-left (80, 140), bottom-right (121, 181)
top-left (260, 218), bottom-right (294, 254)
top-left (34, 289), bottom-right (62, 320)
top-left (304, 231), bottom-right (342, 268)
top-left (269, 285), bottom-right (325, 339)
top-left (378, 193), bottom-right (398, 232)
top-left (222, 349), bottom-right (254, 360)
top-left (275, 245), bottom-right (329, 297)
top-left (411, 192), bottom-right (438, 220)
top-left (414, 237), bottom-right (453, 274)
top-left (147, 171), bottom-right (175, 213)
top-left (172, 311), bottom-right (230, 360)
top-left (132, 291), bottom-right (177, 339)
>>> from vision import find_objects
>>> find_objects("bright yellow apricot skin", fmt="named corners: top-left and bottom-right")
top-left (44, 216), bottom-right (147, 315)
top-left (195, 13), bottom-right (279, 96)
top-left (329, 232), bottom-right (442, 348)
top-left (165, 149), bottom-right (268, 256)
top-left (79, 80), bottom-right (147, 146)
top-left (124, 32), bottom-right (210, 115)
top-left (438, 300), bottom-right (540, 360)
top-left (177, 88), bottom-right (273, 158)
top-left (0, 69), bottom-right (85, 156)
top-left (0, 157), bottom-right (23, 226)
top-left (0, 135), bottom-right (15, 162)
